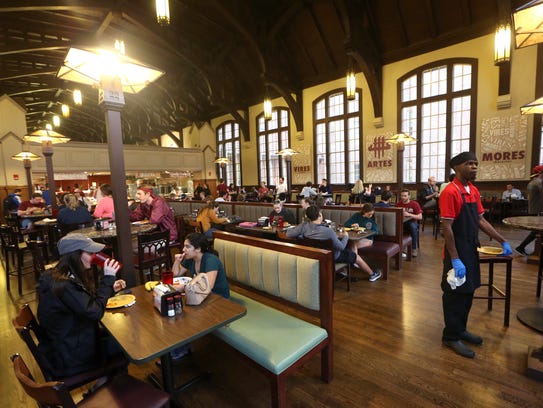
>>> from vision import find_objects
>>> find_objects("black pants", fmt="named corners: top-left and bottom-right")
top-left (442, 291), bottom-right (474, 341)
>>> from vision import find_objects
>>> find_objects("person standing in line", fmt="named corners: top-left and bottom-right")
top-left (515, 165), bottom-right (543, 256)
top-left (439, 152), bottom-right (512, 358)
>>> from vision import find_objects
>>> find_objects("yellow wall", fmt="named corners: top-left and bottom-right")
top-left (198, 33), bottom-right (539, 186)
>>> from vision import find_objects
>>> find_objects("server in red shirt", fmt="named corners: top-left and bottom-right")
top-left (439, 152), bottom-right (512, 358)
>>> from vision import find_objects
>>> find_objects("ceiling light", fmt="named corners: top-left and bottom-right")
top-left (61, 104), bottom-right (70, 117)
top-left (73, 89), bottom-right (82, 105)
top-left (53, 115), bottom-right (60, 127)
top-left (156, 0), bottom-right (170, 26)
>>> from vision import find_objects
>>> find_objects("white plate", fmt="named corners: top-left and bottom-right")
top-left (173, 276), bottom-right (192, 285)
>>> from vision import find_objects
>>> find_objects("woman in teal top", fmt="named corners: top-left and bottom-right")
top-left (344, 203), bottom-right (379, 251)
top-left (172, 232), bottom-right (229, 299)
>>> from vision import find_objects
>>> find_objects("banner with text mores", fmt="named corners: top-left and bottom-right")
top-left (478, 115), bottom-right (528, 181)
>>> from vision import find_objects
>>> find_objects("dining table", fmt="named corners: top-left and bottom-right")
top-left (68, 221), bottom-right (157, 240)
top-left (101, 285), bottom-right (246, 406)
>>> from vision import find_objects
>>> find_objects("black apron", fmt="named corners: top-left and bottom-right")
top-left (441, 186), bottom-right (480, 293)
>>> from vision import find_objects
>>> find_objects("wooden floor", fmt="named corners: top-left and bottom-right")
top-left (3, 222), bottom-right (543, 407)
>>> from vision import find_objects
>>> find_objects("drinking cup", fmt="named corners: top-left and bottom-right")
top-left (162, 270), bottom-right (174, 285)
top-left (90, 252), bottom-right (122, 269)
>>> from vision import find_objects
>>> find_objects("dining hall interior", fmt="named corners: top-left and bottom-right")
top-left (2, 0), bottom-right (543, 406)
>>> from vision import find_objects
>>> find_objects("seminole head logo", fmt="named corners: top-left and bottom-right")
top-left (368, 136), bottom-right (391, 159)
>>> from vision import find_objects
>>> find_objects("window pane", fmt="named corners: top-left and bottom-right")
top-left (422, 65), bottom-right (446, 98)
top-left (216, 122), bottom-right (241, 186)
top-left (453, 64), bottom-right (472, 92)
top-left (328, 93), bottom-right (344, 117)
top-left (315, 99), bottom-right (325, 120)
top-left (401, 74), bottom-right (417, 102)
top-left (256, 108), bottom-right (291, 185)
top-left (347, 91), bottom-right (361, 113)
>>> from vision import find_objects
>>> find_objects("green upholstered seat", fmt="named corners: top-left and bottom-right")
top-left (214, 292), bottom-right (328, 375)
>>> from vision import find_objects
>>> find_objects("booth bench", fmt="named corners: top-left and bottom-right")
top-left (213, 231), bottom-right (334, 407)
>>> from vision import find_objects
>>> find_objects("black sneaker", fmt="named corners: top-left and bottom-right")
top-left (515, 246), bottom-right (528, 256)
top-left (369, 270), bottom-right (382, 282)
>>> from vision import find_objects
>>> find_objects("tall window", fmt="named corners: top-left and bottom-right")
top-left (398, 59), bottom-right (476, 183)
top-left (216, 121), bottom-right (241, 186)
top-left (257, 108), bottom-right (290, 186)
top-left (314, 89), bottom-right (361, 185)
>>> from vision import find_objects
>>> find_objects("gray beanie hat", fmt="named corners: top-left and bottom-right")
top-left (57, 233), bottom-right (105, 255)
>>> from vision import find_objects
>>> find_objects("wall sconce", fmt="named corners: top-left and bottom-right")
top-left (156, 0), bottom-right (170, 26)
top-left (73, 89), bottom-right (82, 105)
top-left (494, 23), bottom-right (511, 65)
top-left (346, 56), bottom-right (356, 101)
top-left (263, 95), bottom-right (272, 120)
top-left (61, 104), bottom-right (70, 117)
top-left (513, 0), bottom-right (543, 48)
top-left (52, 115), bottom-right (60, 127)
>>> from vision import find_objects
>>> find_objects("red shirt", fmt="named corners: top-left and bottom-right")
top-left (439, 178), bottom-right (484, 220)
top-left (395, 199), bottom-right (422, 224)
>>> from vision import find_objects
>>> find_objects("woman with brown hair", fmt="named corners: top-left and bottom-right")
top-left (196, 196), bottom-right (229, 237)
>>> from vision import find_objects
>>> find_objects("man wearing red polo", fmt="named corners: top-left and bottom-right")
top-left (439, 152), bottom-right (512, 358)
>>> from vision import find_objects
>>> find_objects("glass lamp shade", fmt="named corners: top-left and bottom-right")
top-left (214, 157), bottom-right (230, 167)
top-left (346, 69), bottom-right (356, 100)
top-left (11, 151), bottom-right (41, 161)
top-left (263, 97), bottom-right (272, 120)
top-left (277, 148), bottom-right (300, 162)
top-left (386, 132), bottom-right (415, 144)
top-left (521, 96), bottom-right (543, 114)
top-left (494, 23), bottom-right (511, 64)
top-left (24, 129), bottom-right (70, 144)
top-left (156, 0), bottom-right (170, 26)
top-left (57, 47), bottom-right (164, 94)
top-left (513, 0), bottom-right (543, 48)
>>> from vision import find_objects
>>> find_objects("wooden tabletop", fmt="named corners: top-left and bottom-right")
top-left (101, 285), bottom-right (246, 364)
top-left (502, 216), bottom-right (543, 232)
top-left (68, 222), bottom-right (156, 239)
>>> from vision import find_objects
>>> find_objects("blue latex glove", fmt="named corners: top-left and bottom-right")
top-left (451, 258), bottom-right (466, 279)
top-left (501, 241), bottom-right (512, 256)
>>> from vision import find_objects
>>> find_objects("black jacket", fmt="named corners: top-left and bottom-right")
top-left (37, 271), bottom-right (115, 378)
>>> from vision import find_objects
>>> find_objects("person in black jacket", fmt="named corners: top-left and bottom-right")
top-left (37, 234), bottom-right (125, 378)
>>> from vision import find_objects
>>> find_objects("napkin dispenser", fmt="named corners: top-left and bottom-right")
top-left (152, 283), bottom-right (180, 316)
top-left (94, 218), bottom-right (112, 230)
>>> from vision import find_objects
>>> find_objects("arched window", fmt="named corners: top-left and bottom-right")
top-left (216, 121), bottom-right (242, 186)
top-left (313, 89), bottom-right (361, 185)
top-left (256, 108), bottom-right (290, 186)
top-left (398, 59), bottom-right (477, 183)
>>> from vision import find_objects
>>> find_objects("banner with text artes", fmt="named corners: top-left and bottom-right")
top-left (478, 115), bottom-right (528, 181)
top-left (364, 133), bottom-right (394, 183)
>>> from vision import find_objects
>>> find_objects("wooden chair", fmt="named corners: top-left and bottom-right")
top-left (134, 229), bottom-right (171, 283)
top-left (11, 353), bottom-right (170, 408)
top-left (26, 240), bottom-right (56, 281)
top-left (12, 304), bottom-right (129, 391)
top-left (0, 224), bottom-right (32, 295)
top-left (299, 237), bottom-right (352, 291)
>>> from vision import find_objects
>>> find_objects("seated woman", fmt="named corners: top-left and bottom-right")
top-left (37, 234), bottom-right (125, 378)
top-left (93, 184), bottom-right (115, 219)
top-left (257, 181), bottom-right (271, 201)
top-left (169, 232), bottom-right (230, 361)
top-left (172, 232), bottom-right (229, 298)
top-left (57, 193), bottom-right (93, 235)
top-left (196, 196), bottom-right (229, 238)
top-left (344, 203), bottom-right (379, 251)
